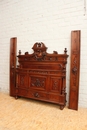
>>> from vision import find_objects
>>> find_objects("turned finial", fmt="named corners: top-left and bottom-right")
top-left (64, 48), bottom-right (67, 54)
top-left (19, 50), bottom-right (21, 55)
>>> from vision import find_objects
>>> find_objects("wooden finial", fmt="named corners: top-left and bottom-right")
top-left (64, 48), bottom-right (67, 54)
top-left (19, 50), bottom-right (21, 55)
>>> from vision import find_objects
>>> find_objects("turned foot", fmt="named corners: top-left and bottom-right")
top-left (60, 105), bottom-right (64, 110)
top-left (15, 95), bottom-right (18, 99)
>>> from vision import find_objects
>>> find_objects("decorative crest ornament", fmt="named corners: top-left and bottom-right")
top-left (32, 42), bottom-right (47, 61)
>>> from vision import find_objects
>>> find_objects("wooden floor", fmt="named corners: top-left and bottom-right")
top-left (0, 92), bottom-right (87, 130)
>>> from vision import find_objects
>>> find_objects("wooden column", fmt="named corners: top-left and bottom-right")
top-left (10, 37), bottom-right (17, 97)
top-left (69, 30), bottom-right (81, 110)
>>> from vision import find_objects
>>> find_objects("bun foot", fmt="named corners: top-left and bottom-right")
top-left (60, 105), bottom-right (64, 110)
top-left (15, 95), bottom-right (18, 99)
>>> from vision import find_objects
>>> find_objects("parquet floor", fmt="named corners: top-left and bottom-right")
top-left (0, 92), bottom-right (87, 130)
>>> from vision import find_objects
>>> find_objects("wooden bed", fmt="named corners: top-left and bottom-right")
top-left (10, 41), bottom-right (68, 110)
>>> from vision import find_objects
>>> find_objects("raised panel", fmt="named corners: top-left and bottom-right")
top-left (29, 75), bottom-right (47, 91)
top-left (18, 74), bottom-right (28, 89)
top-left (50, 77), bottom-right (62, 93)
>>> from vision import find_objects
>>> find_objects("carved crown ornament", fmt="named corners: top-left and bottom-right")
top-left (32, 42), bottom-right (47, 61)
top-left (18, 42), bottom-right (68, 62)
top-left (32, 42), bottom-right (68, 61)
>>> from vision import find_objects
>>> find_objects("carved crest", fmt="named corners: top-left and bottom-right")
top-left (32, 42), bottom-right (47, 61)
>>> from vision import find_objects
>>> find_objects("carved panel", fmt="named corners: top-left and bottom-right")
top-left (50, 77), bottom-right (62, 93)
top-left (18, 74), bottom-right (28, 88)
top-left (30, 76), bottom-right (46, 90)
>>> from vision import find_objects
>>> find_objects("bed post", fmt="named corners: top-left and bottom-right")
top-left (10, 37), bottom-right (17, 97)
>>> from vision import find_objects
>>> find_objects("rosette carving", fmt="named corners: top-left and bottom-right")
top-left (72, 67), bottom-right (77, 75)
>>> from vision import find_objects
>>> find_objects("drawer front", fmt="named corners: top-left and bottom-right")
top-left (29, 90), bottom-right (47, 100)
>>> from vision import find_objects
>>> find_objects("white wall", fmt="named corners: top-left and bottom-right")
top-left (0, 0), bottom-right (87, 108)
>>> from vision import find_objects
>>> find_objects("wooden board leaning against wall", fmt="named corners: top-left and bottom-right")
top-left (69, 30), bottom-right (81, 110)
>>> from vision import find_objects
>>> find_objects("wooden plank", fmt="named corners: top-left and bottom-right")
top-left (69, 30), bottom-right (81, 110)
top-left (10, 37), bottom-right (17, 96)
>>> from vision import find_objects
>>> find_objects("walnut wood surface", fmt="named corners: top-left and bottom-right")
top-left (69, 31), bottom-right (81, 110)
top-left (10, 42), bottom-right (68, 110)
top-left (10, 37), bottom-right (17, 96)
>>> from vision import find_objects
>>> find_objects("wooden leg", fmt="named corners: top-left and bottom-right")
top-left (60, 105), bottom-right (64, 110)
top-left (15, 95), bottom-right (18, 99)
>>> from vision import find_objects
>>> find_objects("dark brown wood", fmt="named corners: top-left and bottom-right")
top-left (10, 37), bottom-right (17, 96)
top-left (10, 42), bottom-right (68, 109)
top-left (69, 30), bottom-right (81, 110)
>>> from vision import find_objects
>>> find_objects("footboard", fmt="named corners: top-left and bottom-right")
top-left (11, 42), bottom-right (68, 110)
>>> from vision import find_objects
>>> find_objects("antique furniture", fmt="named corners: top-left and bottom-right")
top-left (10, 42), bottom-right (68, 110)
top-left (69, 30), bottom-right (81, 110)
